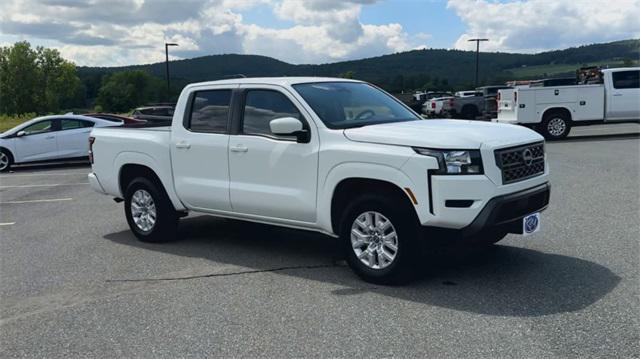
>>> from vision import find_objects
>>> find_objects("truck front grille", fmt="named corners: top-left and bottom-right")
top-left (495, 142), bottom-right (545, 184)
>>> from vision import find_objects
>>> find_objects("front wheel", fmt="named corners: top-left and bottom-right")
top-left (124, 177), bottom-right (178, 242)
top-left (340, 195), bottom-right (420, 284)
top-left (0, 149), bottom-right (13, 172)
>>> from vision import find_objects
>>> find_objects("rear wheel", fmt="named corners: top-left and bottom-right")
top-left (124, 177), bottom-right (178, 242)
top-left (0, 149), bottom-right (13, 172)
top-left (340, 195), bottom-right (420, 284)
top-left (541, 112), bottom-right (571, 139)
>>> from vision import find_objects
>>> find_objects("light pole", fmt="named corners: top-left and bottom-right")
top-left (165, 42), bottom-right (178, 100)
top-left (468, 38), bottom-right (488, 88)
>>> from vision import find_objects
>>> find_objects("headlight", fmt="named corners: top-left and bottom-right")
top-left (413, 148), bottom-right (483, 175)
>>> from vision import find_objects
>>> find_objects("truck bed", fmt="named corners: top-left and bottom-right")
top-left (497, 84), bottom-right (605, 124)
top-left (89, 126), bottom-right (184, 210)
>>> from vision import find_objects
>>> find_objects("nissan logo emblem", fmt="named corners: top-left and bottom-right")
top-left (522, 149), bottom-right (534, 166)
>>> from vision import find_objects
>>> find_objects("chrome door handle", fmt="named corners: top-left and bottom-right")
top-left (175, 142), bottom-right (191, 149)
top-left (230, 145), bottom-right (248, 153)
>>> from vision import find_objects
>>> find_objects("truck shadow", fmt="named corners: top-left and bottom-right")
top-left (103, 215), bottom-right (620, 318)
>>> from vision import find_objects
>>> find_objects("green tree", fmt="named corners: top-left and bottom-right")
top-left (96, 70), bottom-right (165, 113)
top-left (0, 41), bottom-right (83, 115)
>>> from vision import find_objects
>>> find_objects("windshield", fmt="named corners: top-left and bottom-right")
top-left (293, 82), bottom-right (420, 129)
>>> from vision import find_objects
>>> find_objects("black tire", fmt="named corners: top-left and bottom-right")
top-left (540, 111), bottom-right (571, 140)
top-left (0, 149), bottom-right (13, 172)
top-left (469, 229), bottom-right (509, 246)
top-left (124, 177), bottom-right (178, 242)
top-left (340, 194), bottom-right (420, 285)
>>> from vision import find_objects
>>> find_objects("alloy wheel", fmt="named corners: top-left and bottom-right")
top-left (131, 189), bottom-right (157, 232)
top-left (0, 152), bottom-right (9, 171)
top-left (547, 117), bottom-right (567, 137)
top-left (350, 211), bottom-right (399, 270)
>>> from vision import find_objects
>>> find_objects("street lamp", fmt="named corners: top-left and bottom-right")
top-left (165, 42), bottom-right (178, 100)
top-left (468, 38), bottom-right (488, 88)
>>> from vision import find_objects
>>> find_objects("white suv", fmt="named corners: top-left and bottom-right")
top-left (88, 77), bottom-right (550, 284)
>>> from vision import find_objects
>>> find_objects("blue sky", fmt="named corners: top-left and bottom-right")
top-left (0, 0), bottom-right (638, 66)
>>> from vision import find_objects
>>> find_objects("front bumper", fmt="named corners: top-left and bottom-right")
top-left (460, 182), bottom-right (550, 236)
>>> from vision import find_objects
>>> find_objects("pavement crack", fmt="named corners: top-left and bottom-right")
top-left (105, 262), bottom-right (344, 283)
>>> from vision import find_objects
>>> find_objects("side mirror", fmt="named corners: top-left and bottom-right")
top-left (16, 130), bottom-right (26, 137)
top-left (269, 117), bottom-right (309, 143)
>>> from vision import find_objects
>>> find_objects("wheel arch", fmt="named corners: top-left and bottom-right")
top-left (114, 152), bottom-right (186, 211)
top-left (329, 177), bottom-right (417, 235)
top-left (0, 146), bottom-right (14, 162)
top-left (541, 106), bottom-right (573, 123)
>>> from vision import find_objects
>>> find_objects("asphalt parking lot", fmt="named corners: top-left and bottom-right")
top-left (1, 124), bottom-right (638, 358)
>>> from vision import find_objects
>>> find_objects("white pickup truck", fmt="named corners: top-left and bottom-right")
top-left (88, 77), bottom-right (550, 283)
top-left (496, 67), bottom-right (640, 139)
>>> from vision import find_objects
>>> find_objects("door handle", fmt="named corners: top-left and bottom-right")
top-left (175, 142), bottom-right (191, 149)
top-left (45, 136), bottom-right (55, 140)
top-left (613, 93), bottom-right (623, 96)
top-left (230, 145), bottom-right (248, 153)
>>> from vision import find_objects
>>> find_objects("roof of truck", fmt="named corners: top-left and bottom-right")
top-left (601, 67), bottom-right (639, 73)
top-left (185, 77), bottom-right (363, 89)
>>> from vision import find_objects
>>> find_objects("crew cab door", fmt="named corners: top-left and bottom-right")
top-left (171, 86), bottom-right (235, 211)
top-left (228, 85), bottom-right (319, 222)
top-left (606, 70), bottom-right (640, 120)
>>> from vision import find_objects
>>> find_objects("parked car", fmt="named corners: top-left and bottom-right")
top-left (88, 77), bottom-right (550, 284)
top-left (407, 91), bottom-right (453, 113)
top-left (131, 106), bottom-right (175, 123)
top-left (477, 85), bottom-right (512, 120)
top-left (454, 90), bottom-right (480, 98)
top-left (448, 91), bottom-right (484, 119)
top-left (85, 113), bottom-right (146, 125)
top-left (0, 115), bottom-right (120, 172)
top-left (422, 96), bottom-right (454, 117)
top-left (496, 67), bottom-right (640, 139)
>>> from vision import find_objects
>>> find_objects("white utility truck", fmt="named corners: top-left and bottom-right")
top-left (496, 67), bottom-right (639, 139)
top-left (88, 77), bottom-right (550, 284)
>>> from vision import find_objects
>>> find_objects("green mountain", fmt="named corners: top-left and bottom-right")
top-left (79, 39), bottom-right (639, 96)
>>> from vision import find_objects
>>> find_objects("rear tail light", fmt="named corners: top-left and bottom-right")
top-left (431, 102), bottom-right (436, 109)
top-left (497, 92), bottom-right (501, 101)
top-left (88, 136), bottom-right (95, 164)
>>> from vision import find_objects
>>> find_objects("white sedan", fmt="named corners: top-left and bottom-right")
top-left (0, 115), bottom-right (120, 172)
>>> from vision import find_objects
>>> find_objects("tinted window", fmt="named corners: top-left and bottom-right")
top-left (188, 90), bottom-right (232, 133)
top-left (612, 70), bottom-right (640, 89)
top-left (293, 82), bottom-right (419, 129)
top-left (242, 90), bottom-right (302, 139)
top-left (61, 119), bottom-right (93, 130)
top-left (22, 120), bottom-right (54, 135)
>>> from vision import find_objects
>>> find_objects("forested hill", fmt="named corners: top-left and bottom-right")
top-left (79, 39), bottom-right (639, 94)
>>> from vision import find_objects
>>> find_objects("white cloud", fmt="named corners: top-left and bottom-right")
top-left (448, 0), bottom-right (640, 53)
top-left (0, 0), bottom-right (418, 66)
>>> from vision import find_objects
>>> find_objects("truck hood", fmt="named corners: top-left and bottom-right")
top-left (343, 119), bottom-right (543, 149)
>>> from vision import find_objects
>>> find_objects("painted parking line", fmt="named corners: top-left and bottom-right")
top-left (0, 172), bottom-right (89, 178)
top-left (0, 198), bottom-right (73, 204)
top-left (0, 222), bottom-right (15, 226)
top-left (0, 183), bottom-right (88, 189)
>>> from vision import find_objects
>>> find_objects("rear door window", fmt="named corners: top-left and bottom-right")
top-left (187, 90), bottom-right (232, 133)
top-left (612, 70), bottom-right (640, 89)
